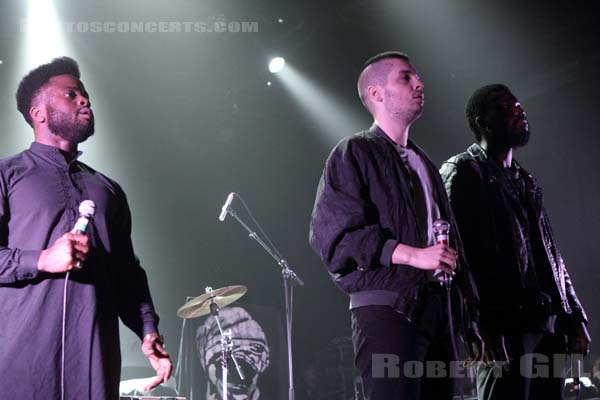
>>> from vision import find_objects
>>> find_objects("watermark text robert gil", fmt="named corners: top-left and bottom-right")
top-left (372, 353), bottom-right (588, 379)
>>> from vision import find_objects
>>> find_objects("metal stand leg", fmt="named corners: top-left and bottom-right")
top-left (204, 287), bottom-right (245, 400)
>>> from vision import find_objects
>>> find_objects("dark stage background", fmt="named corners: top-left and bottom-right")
top-left (1, 0), bottom-right (599, 398)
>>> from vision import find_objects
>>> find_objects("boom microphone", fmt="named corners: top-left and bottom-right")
top-left (218, 193), bottom-right (235, 221)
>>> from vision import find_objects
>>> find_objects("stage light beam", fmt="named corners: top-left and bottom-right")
top-left (5, 0), bottom-right (75, 151)
top-left (22, 0), bottom-right (71, 69)
top-left (273, 63), bottom-right (366, 144)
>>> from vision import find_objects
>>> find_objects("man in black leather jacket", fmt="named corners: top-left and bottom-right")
top-left (440, 84), bottom-right (590, 400)
top-left (310, 51), bottom-right (481, 400)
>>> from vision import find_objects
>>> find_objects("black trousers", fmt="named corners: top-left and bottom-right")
top-left (351, 287), bottom-right (455, 400)
top-left (475, 332), bottom-right (566, 400)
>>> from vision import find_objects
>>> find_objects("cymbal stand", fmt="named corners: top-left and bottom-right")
top-left (205, 286), bottom-right (245, 400)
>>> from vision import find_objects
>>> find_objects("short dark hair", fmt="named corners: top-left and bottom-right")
top-left (16, 57), bottom-right (81, 126)
top-left (466, 84), bottom-right (510, 141)
top-left (357, 51), bottom-right (410, 110)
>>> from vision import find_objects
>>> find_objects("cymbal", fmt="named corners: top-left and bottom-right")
top-left (177, 285), bottom-right (247, 319)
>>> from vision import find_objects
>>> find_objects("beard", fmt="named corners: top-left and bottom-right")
top-left (489, 129), bottom-right (530, 151)
top-left (499, 121), bottom-right (530, 149)
top-left (47, 105), bottom-right (95, 144)
top-left (509, 123), bottom-right (530, 148)
top-left (487, 118), bottom-right (531, 150)
top-left (384, 89), bottom-right (424, 125)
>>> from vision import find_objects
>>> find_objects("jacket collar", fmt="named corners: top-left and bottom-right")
top-left (467, 142), bottom-right (524, 172)
top-left (467, 142), bottom-right (488, 161)
top-left (368, 122), bottom-right (422, 152)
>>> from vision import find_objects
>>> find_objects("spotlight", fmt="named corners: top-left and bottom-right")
top-left (268, 57), bottom-right (285, 74)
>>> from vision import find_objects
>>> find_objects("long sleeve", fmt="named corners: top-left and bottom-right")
top-left (112, 185), bottom-right (159, 338)
top-left (562, 265), bottom-right (588, 323)
top-left (439, 160), bottom-right (482, 322)
top-left (539, 208), bottom-right (588, 324)
top-left (0, 170), bottom-right (41, 284)
top-left (0, 246), bottom-right (41, 284)
top-left (0, 144), bottom-right (161, 399)
top-left (440, 159), bottom-right (490, 276)
top-left (309, 141), bottom-right (395, 292)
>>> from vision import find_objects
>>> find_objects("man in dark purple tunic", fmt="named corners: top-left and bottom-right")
top-left (0, 57), bottom-right (172, 399)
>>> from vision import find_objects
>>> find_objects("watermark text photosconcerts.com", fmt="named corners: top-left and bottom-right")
top-left (20, 19), bottom-right (259, 34)
top-left (372, 353), bottom-right (587, 379)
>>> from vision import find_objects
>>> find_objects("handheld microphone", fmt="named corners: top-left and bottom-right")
top-left (61, 199), bottom-right (96, 399)
top-left (72, 200), bottom-right (96, 234)
top-left (218, 193), bottom-right (235, 222)
top-left (71, 200), bottom-right (96, 269)
top-left (432, 219), bottom-right (451, 288)
top-left (432, 219), bottom-right (450, 245)
top-left (573, 358), bottom-right (582, 394)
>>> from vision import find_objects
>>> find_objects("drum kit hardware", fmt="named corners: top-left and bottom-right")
top-left (176, 285), bottom-right (247, 319)
top-left (176, 285), bottom-right (248, 400)
top-left (174, 193), bottom-right (304, 400)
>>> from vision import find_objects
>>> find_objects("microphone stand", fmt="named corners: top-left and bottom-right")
top-left (226, 208), bottom-right (304, 400)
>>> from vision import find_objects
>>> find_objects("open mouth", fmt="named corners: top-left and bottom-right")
top-left (513, 120), bottom-right (528, 133)
top-left (78, 109), bottom-right (93, 120)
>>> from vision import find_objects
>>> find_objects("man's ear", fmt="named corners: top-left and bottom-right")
top-left (474, 116), bottom-right (484, 130)
top-left (29, 104), bottom-right (46, 124)
top-left (474, 116), bottom-right (491, 134)
top-left (367, 85), bottom-right (383, 104)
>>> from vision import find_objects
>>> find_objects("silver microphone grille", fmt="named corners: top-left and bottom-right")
top-left (79, 200), bottom-right (96, 218)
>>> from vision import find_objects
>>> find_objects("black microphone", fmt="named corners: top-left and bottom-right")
top-left (218, 193), bottom-right (234, 222)
top-left (71, 200), bottom-right (96, 269)
top-left (432, 219), bottom-right (451, 288)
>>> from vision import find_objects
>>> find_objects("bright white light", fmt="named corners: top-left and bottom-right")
top-left (268, 57), bottom-right (285, 74)
top-left (7, 0), bottom-right (74, 151)
top-left (22, 0), bottom-right (71, 69)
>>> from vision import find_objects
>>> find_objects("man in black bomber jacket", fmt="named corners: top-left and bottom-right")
top-left (440, 84), bottom-right (590, 400)
top-left (309, 51), bottom-right (481, 400)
